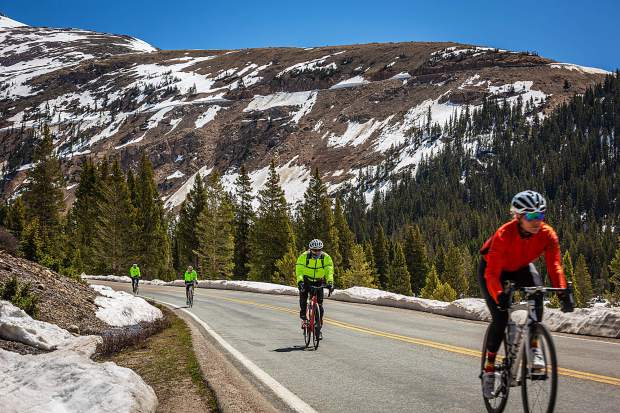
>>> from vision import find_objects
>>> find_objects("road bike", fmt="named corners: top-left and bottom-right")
top-left (186, 282), bottom-right (195, 308)
top-left (302, 283), bottom-right (331, 350)
top-left (480, 282), bottom-right (573, 413)
top-left (132, 278), bottom-right (139, 295)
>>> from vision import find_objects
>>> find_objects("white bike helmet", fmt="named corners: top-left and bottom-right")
top-left (309, 239), bottom-right (324, 250)
top-left (510, 190), bottom-right (547, 214)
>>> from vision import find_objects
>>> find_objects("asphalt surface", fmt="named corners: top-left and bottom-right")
top-left (97, 282), bottom-right (620, 413)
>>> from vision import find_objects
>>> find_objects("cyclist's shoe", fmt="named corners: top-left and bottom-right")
top-left (482, 371), bottom-right (496, 399)
top-left (318, 331), bottom-right (323, 340)
top-left (530, 347), bottom-right (546, 371)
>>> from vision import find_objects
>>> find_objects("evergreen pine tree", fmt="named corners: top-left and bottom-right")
top-left (5, 197), bottom-right (26, 238)
top-left (233, 165), bottom-right (254, 280)
top-left (176, 174), bottom-right (207, 268)
top-left (248, 161), bottom-right (296, 283)
top-left (608, 237), bottom-right (620, 303)
top-left (373, 225), bottom-right (389, 289)
top-left (334, 197), bottom-right (355, 272)
top-left (363, 240), bottom-right (379, 287)
top-left (340, 243), bottom-right (377, 289)
top-left (21, 125), bottom-right (65, 263)
top-left (92, 159), bottom-right (136, 275)
top-left (274, 244), bottom-right (299, 286)
top-left (403, 224), bottom-right (430, 295)
top-left (296, 168), bottom-right (341, 276)
top-left (433, 281), bottom-right (457, 302)
top-left (441, 243), bottom-right (469, 297)
top-left (19, 218), bottom-right (43, 262)
top-left (133, 155), bottom-right (172, 279)
top-left (387, 242), bottom-right (412, 295)
top-left (72, 158), bottom-right (103, 271)
top-left (420, 265), bottom-right (440, 299)
top-left (574, 254), bottom-right (594, 307)
top-left (194, 172), bottom-right (235, 280)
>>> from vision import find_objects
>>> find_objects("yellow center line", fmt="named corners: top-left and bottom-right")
top-left (206, 293), bottom-right (620, 387)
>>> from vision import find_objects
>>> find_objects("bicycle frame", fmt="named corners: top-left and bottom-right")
top-left (306, 284), bottom-right (324, 332)
top-left (504, 285), bottom-right (565, 386)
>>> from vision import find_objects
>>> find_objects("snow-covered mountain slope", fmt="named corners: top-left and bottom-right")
top-left (0, 16), bottom-right (610, 207)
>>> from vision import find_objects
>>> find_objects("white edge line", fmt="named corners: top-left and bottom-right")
top-left (152, 298), bottom-right (318, 413)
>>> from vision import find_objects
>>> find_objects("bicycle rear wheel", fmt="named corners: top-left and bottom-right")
top-left (481, 324), bottom-right (510, 413)
top-left (312, 302), bottom-right (321, 350)
top-left (521, 323), bottom-right (557, 413)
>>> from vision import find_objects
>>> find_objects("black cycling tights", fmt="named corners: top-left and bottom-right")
top-left (478, 260), bottom-right (543, 353)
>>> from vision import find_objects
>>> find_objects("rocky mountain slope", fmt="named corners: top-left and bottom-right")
top-left (0, 14), bottom-right (610, 207)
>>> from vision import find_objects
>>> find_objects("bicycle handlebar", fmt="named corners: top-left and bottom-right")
top-left (304, 283), bottom-right (333, 297)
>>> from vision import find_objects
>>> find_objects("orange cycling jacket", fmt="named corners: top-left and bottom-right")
top-left (480, 219), bottom-right (567, 303)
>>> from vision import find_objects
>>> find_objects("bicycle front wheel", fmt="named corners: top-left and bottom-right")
top-left (189, 286), bottom-right (194, 308)
top-left (312, 302), bottom-right (321, 350)
top-left (481, 324), bottom-right (510, 413)
top-left (521, 323), bottom-right (557, 413)
top-left (304, 307), bottom-right (311, 348)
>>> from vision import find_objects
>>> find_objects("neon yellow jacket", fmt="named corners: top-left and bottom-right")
top-left (129, 266), bottom-right (141, 278)
top-left (295, 251), bottom-right (334, 284)
top-left (184, 270), bottom-right (198, 282)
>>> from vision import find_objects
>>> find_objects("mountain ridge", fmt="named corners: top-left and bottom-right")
top-left (0, 18), bottom-right (610, 207)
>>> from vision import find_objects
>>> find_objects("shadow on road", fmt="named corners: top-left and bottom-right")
top-left (273, 345), bottom-right (307, 352)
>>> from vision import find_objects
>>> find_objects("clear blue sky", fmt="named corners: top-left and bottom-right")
top-left (3, 0), bottom-right (619, 71)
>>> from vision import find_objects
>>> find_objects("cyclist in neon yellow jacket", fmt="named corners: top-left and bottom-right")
top-left (296, 239), bottom-right (334, 324)
top-left (129, 263), bottom-right (141, 291)
top-left (184, 265), bottom-right (198, 305)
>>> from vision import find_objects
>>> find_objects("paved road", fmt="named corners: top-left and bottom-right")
top-left (98, 282), bottom-right (620, 412)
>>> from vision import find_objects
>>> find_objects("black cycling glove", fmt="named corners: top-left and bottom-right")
top-left (497, 292), bottom-right (510, 311)
top-left (558, 291), bottom-right (575, 313)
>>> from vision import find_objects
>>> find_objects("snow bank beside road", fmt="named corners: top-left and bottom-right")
top-left (0, 300), bottom-right (76, 350)
top-left (91, 285), bottom-right (163, 327)
top-left (0, 300), bottom-right (157, 413)
top-left (84, 276), bottom-right (620, 338)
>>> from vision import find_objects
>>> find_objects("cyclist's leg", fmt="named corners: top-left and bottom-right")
top-left (478, 260), bottom-right (508, 364)
top-left (299, 288), bottom-right (308, 319)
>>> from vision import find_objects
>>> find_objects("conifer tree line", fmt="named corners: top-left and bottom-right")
top-left (1, 125), bottom-right (172, 280)
top-left (2, 73), bottom-right (620, 306)
top-left (341, 71), bottom-right (620, 305)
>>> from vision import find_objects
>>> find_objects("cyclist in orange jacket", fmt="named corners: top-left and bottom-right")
top-left (479, 190), bottom-right (574, 398)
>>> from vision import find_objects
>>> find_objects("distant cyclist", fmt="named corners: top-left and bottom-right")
top-left (184, 265), bottom-right (198, 305)
top-left (479, 190), bottom-right (573, 398)
top-left (129, 263), bottom-right (141, 293)
top-left (296, 239), bottom-right (334, 337)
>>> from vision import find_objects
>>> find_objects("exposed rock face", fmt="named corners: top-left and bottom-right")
top-left (0, 21), bottom-right (610, 207)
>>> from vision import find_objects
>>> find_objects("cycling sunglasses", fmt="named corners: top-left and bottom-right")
top-left (524, 212), bottom-right (545, 221)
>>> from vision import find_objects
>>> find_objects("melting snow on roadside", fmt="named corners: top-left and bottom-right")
top-left (0, 300), bottom-right (157, 412)
top-left (91, 284), bottom-right (163, 327)
top-left (83, 276), bottom-right (620, 338)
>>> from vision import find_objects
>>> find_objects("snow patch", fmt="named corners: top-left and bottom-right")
top-left (0, 15), bottom-right (27, 28)
top-left (0, 301), bottom-right (156, 412)
top-left (328, 116), bottom-right (394, 147)
top-left (164, 165), bottom-right (213, 209)
top-left (548, 63), bottom-right (611, 75)
top-left (166, 170), bottom-right (185, 180)
top-left (330, 75), bottom-right (369, 90)
top-left (244, 91), bottom-right (317, 124)
top-left (91, 285), bottom-right (163, 327)
top-left (195, 105), bottom-right (223, 128)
